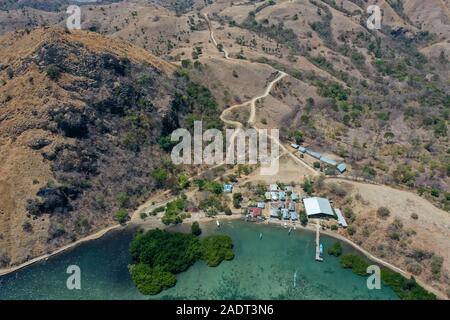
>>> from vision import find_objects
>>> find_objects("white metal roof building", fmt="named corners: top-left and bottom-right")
top-left (303, 197), bottom-right (335, 218)
top-left (334, 208), bottom-right (348, 228)
top-left (337, 163), bottom-right (347, 173)
top-left (270, 184), bottom-right (279, 191)
top-left (306, 150), bottom-right (322, 159)
top-left (320, 156), bottom-right (338, 167)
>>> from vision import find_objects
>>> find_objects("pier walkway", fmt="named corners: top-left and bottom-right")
top-left (315, 223), bottom-right (323, 262)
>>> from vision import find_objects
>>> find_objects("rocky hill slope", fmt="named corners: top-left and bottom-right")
top-left (0, 27), bottom-right (218, 267)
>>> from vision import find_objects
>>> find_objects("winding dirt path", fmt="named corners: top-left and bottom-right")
top-left (203, 12), bottom-right (447, 299)
top-left (203, 14), bottom-right (317, 175)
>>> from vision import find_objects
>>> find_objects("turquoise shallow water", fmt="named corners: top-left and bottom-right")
top-left (0, 220), bottom-right (398, 300)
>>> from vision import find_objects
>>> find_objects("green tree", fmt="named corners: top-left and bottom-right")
top-left (208, 181), bottom-right (223, 195)
top-left (151, 169), bottom-right (168, 187)
top-left (116, 192), bottom-right (130, 208)
top-left (327, 242), bottom-right (343, 256)
top-left (115, 209), bottom-right (129, 224)
top-left (191, 221), bottom-right (202, 236)
top-left (233, 193), bottom-right (243, 208)
top-left (302, 179), bottom-right (314, 195)
top-left (46, 64), bottom-right (61, 80)
top-left (178, 173), bottom-right (190, 189)
top-left (128, 264), bottom-right (176, 295)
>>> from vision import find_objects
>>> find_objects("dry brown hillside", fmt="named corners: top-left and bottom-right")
top-left (0, 27), bottom-right (219, 268)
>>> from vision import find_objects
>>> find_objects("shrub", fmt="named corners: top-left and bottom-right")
top-left (328, 242), bottom-right (343, 256)
top-left (181, 59), bottom-right (192, 68)
top-left (115, 209), bottom-right (129, 224)
top-left (377, 207), bottom-right (390, 219)
top-left (410, 213), bottom-right (418, 220)
top-left (201, 235), bottom-right (234, 267)
top-left (6, 67), bottom-right (13, 79)
top-left (128, 264), bottom-right (176, 295)
top-left (233, 193), bottom-right (243, 208)
top-left (431, 255), bottom-right (444, 280)
top-left (191, 221), bottom-right (202, 236)
top-left (347, 225), bottom-right (356, 235)
top-left (194, 179), bottom-right (206, 191)
top-left (330, 224), bottom-right (338, 231)
top-left (116, 192), bottom-right (130, 208)
top-left (76, 216), bottom-right (88, 229)
top-left (151, 169), bottom-right (168, 187)
top-left (22, 221), bottom-right (33, 232)
top-left (46, 64), bottom-right (61, 80)
top-left (406, 260), bottom-right (422, 275)
top-left (224, 208), bottom-right (232, 216)
top-left (208, 181), bottom-right (223, 195)
top-left (299, 210), bottom-right (308, 226)
top-left (343, 207), bottom-right (355, 222)
top-left (302, 179), bottom-right (314, 195)
top-left (430, 188), bottom-right (440, 197)
top-left (0, 253), bottom-right (11, 268)
top-left (140, 212), bottom-right (148, 220)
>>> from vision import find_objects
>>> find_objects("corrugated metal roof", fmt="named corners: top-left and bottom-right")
top-left (306, 150), bottom-right (322, 159)
top-left (320, 156), bottom-right (338, 166)
top-left (270, 208), bottom-right (280, 217)
top-left (334, 208), bottom-right (348, 227)
top-left (281, 208), bottom-right (290, 219)
top-left (298, 146), bottom-right (306, 153)
top-left (337, 163), bottom-right (347, 173)
top-left (303, 197), bottom-right (334, 217)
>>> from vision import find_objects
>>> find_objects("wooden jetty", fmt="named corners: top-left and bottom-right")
top-left (315, 223), bottom-right (323, 262)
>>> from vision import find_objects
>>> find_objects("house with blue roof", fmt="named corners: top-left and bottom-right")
top-left (270, 208), bottom-right (280, 218)
top-left (337, 163), bottom-right (347, 173)
top-left (281, 208), bottom-right (290, 220)
top-left (223, 184), bottom-right (233, 193)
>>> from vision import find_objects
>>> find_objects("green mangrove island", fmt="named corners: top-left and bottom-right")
top-left (128, 228), bottom-right (234, 295)
top-left (339, 252), bottom-right (436, 300)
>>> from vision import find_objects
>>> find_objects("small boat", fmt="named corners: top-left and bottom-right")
top-left (293, 271), bottom-right (298, 288)
top-left (216, 220), bottom-right (220, 228)
top-left (288, 227), bottom-right (292, 235)
top-left (259, 233), bottom-right (263, 240)
top-left (283, 222), bottom-right (287, 228)
top-left (319, 243), bottom-right (324, 258)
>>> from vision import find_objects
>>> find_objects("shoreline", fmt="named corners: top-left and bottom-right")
top-left (0, 223), bottom-right (123, 277)
top-left (0, 213), bottom-right (241, 278)
top-left (264, 218), bottom-right (446, 300)
top-left (0, 213), bottom-right (446, 300)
